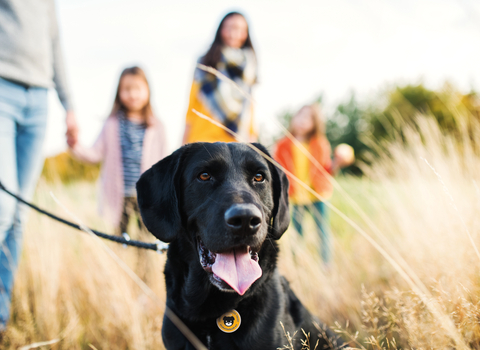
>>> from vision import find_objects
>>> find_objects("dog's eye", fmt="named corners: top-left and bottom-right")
top-left (253, 173), bottom-right (265, 182)
top-left (198, 172), bottom-right (211, 181)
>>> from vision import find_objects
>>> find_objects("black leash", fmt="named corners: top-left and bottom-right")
top-left (0, 180), bottom-right (168, 253)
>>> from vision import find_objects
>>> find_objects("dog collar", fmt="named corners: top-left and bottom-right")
top-left (216, 309), bottom-right (241, 333)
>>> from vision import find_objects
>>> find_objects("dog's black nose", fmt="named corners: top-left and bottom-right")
top-left (224, 204), bottom-right (262, 235)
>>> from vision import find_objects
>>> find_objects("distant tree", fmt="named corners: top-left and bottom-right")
top-left (272, 83), bottom-right (480, 175)
top-left (328, 95), bottom-right (361, 148)
top-left (326, 92), bottom-right (370, 174)
top-left (367, 83), bottom-right (480, 141)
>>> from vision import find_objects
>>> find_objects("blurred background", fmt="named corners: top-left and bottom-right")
top-left (45, 0), bottom-right (480, 155)
top-left (9, 1), bottom-right (480, 349)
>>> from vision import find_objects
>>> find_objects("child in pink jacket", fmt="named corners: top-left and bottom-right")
top-left (68, 66), bottom-right (166, 234)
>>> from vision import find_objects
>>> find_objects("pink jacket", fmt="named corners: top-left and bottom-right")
top-left (70, 115), bottom-right (167, 227)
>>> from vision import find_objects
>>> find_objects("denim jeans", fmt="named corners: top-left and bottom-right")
top-left (0, 77), bottom-right (48, 328)
top-left (291, 201), bottom-right (332, 263)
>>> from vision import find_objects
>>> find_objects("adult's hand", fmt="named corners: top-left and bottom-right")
top-left (66, 110), bottom-right (79, 148)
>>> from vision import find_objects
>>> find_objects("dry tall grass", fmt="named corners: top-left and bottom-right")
top-left (4, 182), bottom-right (166, 349)
top-left (3, 115), bottom-right (480, 349)
top-left (278, 115), bottom-right (480, 349)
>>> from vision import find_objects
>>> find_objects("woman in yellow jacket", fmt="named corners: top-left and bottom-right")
top-left (183, 12), bottom-right (257, 144)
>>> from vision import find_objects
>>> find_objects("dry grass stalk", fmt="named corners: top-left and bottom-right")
top-left (2, 101), bottom-right (480, 348)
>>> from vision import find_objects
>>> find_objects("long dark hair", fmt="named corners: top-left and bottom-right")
top-left (201, 12), bottom-right (256, 68)
top-left (110, 66), bottom-right (155, 127)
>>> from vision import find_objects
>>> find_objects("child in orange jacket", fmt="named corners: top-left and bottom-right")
top-left (274, 104), bottom-right (354, 263)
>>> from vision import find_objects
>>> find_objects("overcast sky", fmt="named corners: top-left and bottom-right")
top-left (44, 0), bottom-right (480, 155)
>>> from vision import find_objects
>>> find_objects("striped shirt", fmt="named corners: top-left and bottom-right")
top-left (118, 112), bottom-right (146, 197)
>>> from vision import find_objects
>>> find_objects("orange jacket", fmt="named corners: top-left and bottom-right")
top-left (274, 136), bottom-right (333, 200)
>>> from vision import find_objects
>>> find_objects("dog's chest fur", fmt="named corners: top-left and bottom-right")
top-left (136, 142), bottom-right (342, 349)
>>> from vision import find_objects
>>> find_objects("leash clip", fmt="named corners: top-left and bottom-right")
top-left (155, 240), bottom-right (169, 254)
top-left (122, 232), bottom-right (131, 249)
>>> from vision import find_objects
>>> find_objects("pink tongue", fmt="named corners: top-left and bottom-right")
top-left (212, 246), bottom-right (262, 295)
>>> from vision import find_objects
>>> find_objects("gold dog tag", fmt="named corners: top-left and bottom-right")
top-left (216, 309), bottom-right (241, 333)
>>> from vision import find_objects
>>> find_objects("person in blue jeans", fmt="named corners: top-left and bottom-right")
top-left (291, 201), bottom-right (331, 262)
top-left (0, 0), bottom-right (78, 330)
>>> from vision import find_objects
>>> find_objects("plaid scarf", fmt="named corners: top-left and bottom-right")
top-left (196, 47), bottom-right (256, 134)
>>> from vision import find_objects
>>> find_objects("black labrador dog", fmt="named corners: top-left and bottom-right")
top-left (137, 142), bottom-right (342, 350)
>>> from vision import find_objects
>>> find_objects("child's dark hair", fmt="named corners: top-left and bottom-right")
top-left (201, 12), bottom-right (256, 68)
top-left (111, 66), bottom-right (155, 127)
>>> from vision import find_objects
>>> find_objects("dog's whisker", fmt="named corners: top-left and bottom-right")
top-left (137, 142), bottom-right (343, 348)
top-left (190, 108), bottom-right (465, 346)
top-left (191, 67), bottom-right (467, 346)
top-left (266, 236), bottom-right (279, 253)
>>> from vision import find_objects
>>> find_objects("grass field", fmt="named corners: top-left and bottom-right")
top-left (2, 116), bottom-right (480, 349)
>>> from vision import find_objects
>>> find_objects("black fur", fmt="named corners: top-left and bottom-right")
top-left (137, 142), bottom-right (342, 350)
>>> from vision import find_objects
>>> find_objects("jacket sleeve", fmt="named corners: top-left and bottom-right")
top-left (50, 0), bottom-right (73, 111)
top-left (273, 140), bottom-right (289, 171)
top-left (157, 119), bottom-right (168, 159)
top-left (69, 122), bottom-right (107, 164)
top-left (319, 137), bottom-right (333, 174)
top-left (272, 142), bottom-right (282, 165)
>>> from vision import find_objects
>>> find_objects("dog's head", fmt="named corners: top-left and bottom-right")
top-left (136, 142), bottom-right (289, 295)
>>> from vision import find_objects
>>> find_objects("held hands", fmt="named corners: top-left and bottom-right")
top-left (66, 110), bottom-right (79, 148)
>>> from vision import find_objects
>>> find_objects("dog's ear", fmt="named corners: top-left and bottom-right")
top-left (136, 148), bottom-right (185, 242)
top-left (252, 143), bottom-right (290, 240)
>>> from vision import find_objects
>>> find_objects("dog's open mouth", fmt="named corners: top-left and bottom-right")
top-left (198, 238), bottom-right (262, 295)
